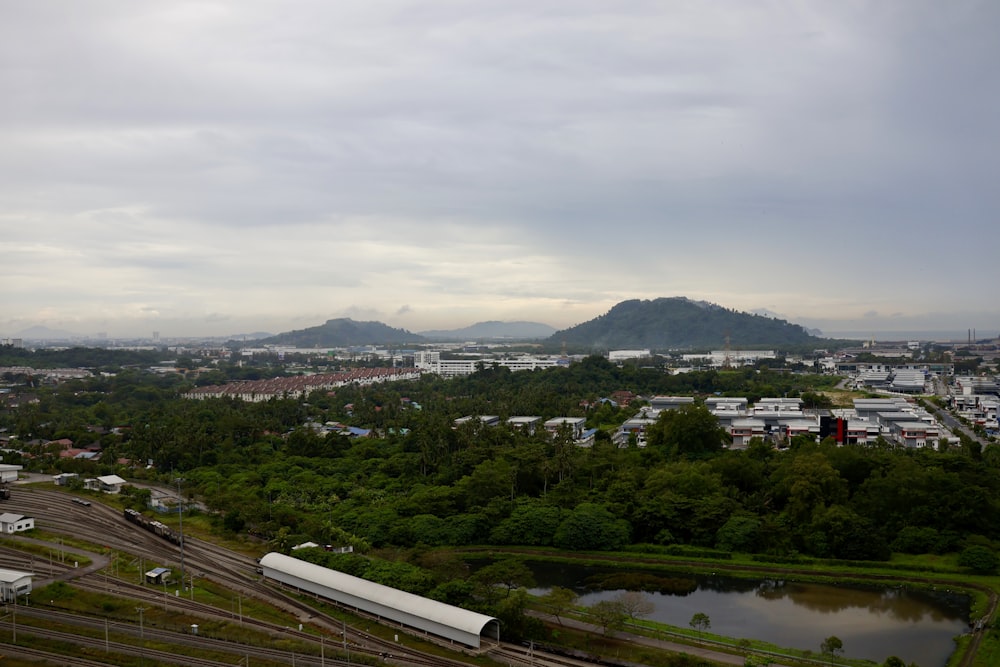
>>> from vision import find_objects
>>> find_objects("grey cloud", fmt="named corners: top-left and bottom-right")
top-left (2, 2), bottom-right (998, 336)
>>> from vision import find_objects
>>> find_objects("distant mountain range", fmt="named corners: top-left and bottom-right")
top-left (12, 325), bottom-right (82, 340)
top-left (419, 321), bottom-right (556, 341)
top-left (548, 297), bottom-right (822, 350)
top-left (10, 297), bottom-right (831, 350)
top-left (260, 298), bottom-right (824, 350)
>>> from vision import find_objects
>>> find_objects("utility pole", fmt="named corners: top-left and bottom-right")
top-left (175, 478), bottom-right (185, 582)
top-left (136, 605), bottom-right (146, 666)
top-left (343, 618), bottom-right (350, 665)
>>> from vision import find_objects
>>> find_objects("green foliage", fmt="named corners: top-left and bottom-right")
top-left (490, 500), bottom-right (564, 546)
top-left (689, 612), bottom-right (711, 632)
top-left (646, 404), bottom-right (728, 458)
top-left (820, 635), bottom-right (844, 656)
top-left (119, 485), bottom-right (152, 511)
top-left (551, 297), bottom-right (822, 350)
top-left (590, 599), bottom-right (628, 635)
top-left (471, 559), bottom-right (535, 601)
top-left (715, 513), bottom-right (761, 553)
top-left (553, 503), bottom-right (630, 551)
top-left (958, 545), bottom-right (999, 574)
top-left (8, 357), bottom-right (1000, 566)
top-left (540, 586), bottom-right (579, 623)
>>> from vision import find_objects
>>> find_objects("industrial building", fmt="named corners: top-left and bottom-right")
top-left (259, 552), bottom-right (500, 649)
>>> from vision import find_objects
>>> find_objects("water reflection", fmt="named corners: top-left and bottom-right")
top-left (523, 561), bottom-right (969, 667)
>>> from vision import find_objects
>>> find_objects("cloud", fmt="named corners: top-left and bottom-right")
top-left (1, 2), bottom-right (998, 337)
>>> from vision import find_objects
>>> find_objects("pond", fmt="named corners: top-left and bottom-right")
top-left (525, 561), bottom-right (970, 667)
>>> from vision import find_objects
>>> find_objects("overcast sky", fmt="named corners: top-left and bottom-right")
top-left (3, 1), bottom-right (998, 339)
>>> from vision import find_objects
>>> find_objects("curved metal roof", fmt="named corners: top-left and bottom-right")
top-left (259, 552), bottom-right (497, 638)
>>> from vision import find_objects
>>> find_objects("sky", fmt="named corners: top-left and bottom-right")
top-left (2, 1), bottom-right (999, 339)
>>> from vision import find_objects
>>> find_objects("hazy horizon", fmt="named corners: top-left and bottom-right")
top-left (5, 311), bottom-right (997, 344)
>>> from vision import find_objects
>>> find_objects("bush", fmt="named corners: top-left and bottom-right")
top-left (958, 545), bottom-right (999, 574)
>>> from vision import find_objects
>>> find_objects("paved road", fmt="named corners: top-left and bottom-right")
top-left (8, 535), bottom-right (109, 588)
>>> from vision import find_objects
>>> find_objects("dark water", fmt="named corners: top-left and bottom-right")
top-left (526, 561), bottom-right (969, 667)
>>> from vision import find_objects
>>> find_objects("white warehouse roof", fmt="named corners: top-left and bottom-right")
top-left (259, 552), bottom-right (499, 649)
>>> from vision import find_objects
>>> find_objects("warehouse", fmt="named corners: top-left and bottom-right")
top-left (259, 552), bottom-right (499, 649)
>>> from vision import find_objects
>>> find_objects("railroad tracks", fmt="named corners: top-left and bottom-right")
top-left (2, 487), bottom-right (489, 667)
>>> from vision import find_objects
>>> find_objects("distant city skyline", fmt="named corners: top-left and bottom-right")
top-left (3, 3), bottom-right (998, 340)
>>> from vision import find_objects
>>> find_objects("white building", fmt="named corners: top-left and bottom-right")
top-left (608, 350), bottom-right (651, 361)
top-left (0, 464), bottom-right (22, 484)
top-left (0, 567), bottom-right (33, 602)
top-left (259, 552), bottom-right (499, 649)
top-left (507, 416), bottom-right (542, 434)
top-left (89, 474), bottom-right (128, 494)
top-left (414, 351), bottom-right (565, 377)
top-left (0, 513), bottom-right (34, 533)
top-left (680, 350), bottom-right (777, 367)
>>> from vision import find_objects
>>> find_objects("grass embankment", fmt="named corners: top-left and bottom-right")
top-left (24, 580), bottom-right (327, 665)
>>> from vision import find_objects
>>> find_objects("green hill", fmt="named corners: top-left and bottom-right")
top-left (259, 318), bottom-right (425, 347)
top-left (549, 297), bottom-right (822, 351)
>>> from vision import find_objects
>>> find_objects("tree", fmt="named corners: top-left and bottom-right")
top-left (647, 404), bottom-right (728, 458)
top-left (881, 657), bottom-right (906, 667)
top-left (958, 545), bottom-right (999, 574)
top-left (540, 586), bottom-right (578, 625)
top-left (615, 590), bottom-right (654, 621)
top-left (471, 559), bottom-right (535, 601)
top-left (553, 503), bottom-right (630, 551)
top-left (821, 635), bottom-right (843, 656)
top-left (690, 612), bottom-right (711, 633)
top-left (589, 599), bottom-right (627, 635)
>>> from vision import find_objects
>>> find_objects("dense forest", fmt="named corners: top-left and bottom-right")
top-left (4, 355), bottom-right (997, 569)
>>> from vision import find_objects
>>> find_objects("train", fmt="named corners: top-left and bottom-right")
top-left (123, 508), bottom-right (183, 546)
top-left (0, 486), bottom-right (10, 501)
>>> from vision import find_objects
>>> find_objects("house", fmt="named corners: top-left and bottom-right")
top-left (53, 472), bottom-right (79, 486)
top-left (617, 418), bottom-right (658, 447)
top-left (544, 417), bottom-right (586, 440)
top-left (507, 416), bottom-right (542, 434)
top-left (0, 464), bottom-right (22, 484)
top-left (650, 396), bottom-right (696, 411)
top-left (92, 474), bottom-right (128, 494)
top-left (454, 415), bottom-right (500, 428)
top-left (0, 567), bottom-right (33, 602)
top-left (0, 513), bottom-right (34, 533)
top-left (729, 419), bottom-right (766, 448)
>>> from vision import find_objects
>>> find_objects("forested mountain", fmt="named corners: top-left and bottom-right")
top-left (420, 320), bottom-right (556, 341)
top-left (549, 298), bottom-right (822, 350)
top-left (258, 318), bottom-right (425, 347)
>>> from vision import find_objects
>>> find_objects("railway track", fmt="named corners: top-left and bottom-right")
top-left (3, 487), bottom-right (489, 667)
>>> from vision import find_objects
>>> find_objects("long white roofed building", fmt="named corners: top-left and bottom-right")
top-left (259, 552), bottom-right (499, 649)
